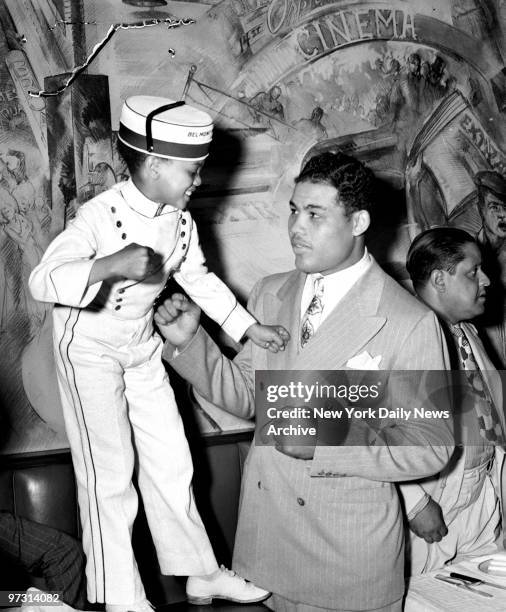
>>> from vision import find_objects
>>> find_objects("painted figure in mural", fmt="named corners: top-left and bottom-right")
top-left (0, 184), bottom-right (20, 329)
top-left (29, 96), bottom-right (291, 610)
top-left (420, 55), bottom-right (452, 111)
top-left (0, 148), bottom-right (50, 246)
top-left (0, 200), bottom-right (47, 335)
top-left (81, 108), bottom-right (116, 200)
top-left (404, 53), bottom-right (423, 114)
top-left (475, 170), bottom-right (506, 258)
top-left (388, 57), bottom-right (420, 124)
top-left (157, 151), bottom-right (454, 612)
top-left (0, 149), bottom-right (36, 213)
top-left (474, 170), bottom-right (506, 368)
top-left (249, 85), bottom-right (285, 136)
top-left (402, 227), bottom-right (504, 573)
top-left (293, 106), bottom-right (328, 140)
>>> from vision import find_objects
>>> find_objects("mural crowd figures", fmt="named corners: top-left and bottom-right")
top-left (0, 0), bottom-right (505, 453)
top-left (221, 46), bottom-right (462, 170)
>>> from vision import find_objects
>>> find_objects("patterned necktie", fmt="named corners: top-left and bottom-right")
top-left (301, 275), bottom-right (324, 348)
top-left (450, 323), bottom-right (505, 445)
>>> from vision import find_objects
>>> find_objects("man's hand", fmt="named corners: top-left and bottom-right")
top-left (154, 294), bottom-right (201, 350)
top-left (275, 443), bottom-right (315, 460)
top-left (89, 243), bottom-right (162, 285)
top-left (408, 498), bottom-right (448, 543)
top-left (259, 415), bottom-right (316, 460)
top-left (246, 323), bottom-right (290, 353)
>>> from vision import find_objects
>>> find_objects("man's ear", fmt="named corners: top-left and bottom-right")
top-left (430, 269), bottom-right (446, 293)
top-left (351, 210), bottom-right (370, 237)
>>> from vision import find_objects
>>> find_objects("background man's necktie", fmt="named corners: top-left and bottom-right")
top-left (301, 275), bottom-right (324, 348)
top-left (450, 323), bottom-right (505, 445)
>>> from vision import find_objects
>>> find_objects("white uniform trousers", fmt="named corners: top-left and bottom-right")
top-left (409, 460), bottom-right (500, 574)
top-left (53, 306), bottom-right (218, 605)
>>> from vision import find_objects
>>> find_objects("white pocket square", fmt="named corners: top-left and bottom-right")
top-left (346, 351), bottom-right (381, 370)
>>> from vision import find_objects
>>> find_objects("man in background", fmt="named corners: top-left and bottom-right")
top-left (402, 227), bottom-right (505, 573)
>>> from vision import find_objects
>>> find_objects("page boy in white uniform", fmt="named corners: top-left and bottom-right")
top-left (29, 96), bottom-right (288, 611)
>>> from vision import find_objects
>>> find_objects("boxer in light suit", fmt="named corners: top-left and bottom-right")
top-left (401, 227), bottom-right (505, 573)
top-left (156, 152), bottom-right (454, 611)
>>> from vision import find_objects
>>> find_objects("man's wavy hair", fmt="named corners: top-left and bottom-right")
top-left (406, 227), bottom-right (476, 292)
top-left (295, 151), bottom-right (375, 217)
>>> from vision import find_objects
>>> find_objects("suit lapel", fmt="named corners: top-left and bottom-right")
top-left (290, 261), bottom-right (387, 370)
top-left (462, 321), bottom-right (505, 431)
top-left (263, 271), bottom-right (305, 369)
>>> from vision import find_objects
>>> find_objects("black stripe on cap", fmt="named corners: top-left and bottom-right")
top-left (146, 101), bottom-right (185, 152)
top-left (119, 124), bottom-right (211, 159)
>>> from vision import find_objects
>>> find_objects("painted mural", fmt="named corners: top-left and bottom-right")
top-left (0, 0), bottom-right (504, 452)
top-left (0, 10), bottom-right (65, 454)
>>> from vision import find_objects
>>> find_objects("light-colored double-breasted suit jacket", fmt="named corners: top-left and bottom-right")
top-left (166, 259), bottom-right (454, 610)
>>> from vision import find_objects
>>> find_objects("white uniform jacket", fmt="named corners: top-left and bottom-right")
top-left (29, 179), bottom-right (254, 341)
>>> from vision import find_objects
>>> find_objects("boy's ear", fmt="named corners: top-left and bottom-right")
top-left (145, 155), bottom-right (171, 177)
top-left (145, 155), bottom-right (159, 177)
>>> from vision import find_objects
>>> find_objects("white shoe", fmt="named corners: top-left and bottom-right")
top-left (105, 600), bottom-right (154, 612)
top-left (186, 565), bottom-right (270, 605)
top-left (21, 588), bottom-right (75, 612)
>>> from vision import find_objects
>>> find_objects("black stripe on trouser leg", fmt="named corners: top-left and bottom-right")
top-left (58, 308), bottom-right (105, 602)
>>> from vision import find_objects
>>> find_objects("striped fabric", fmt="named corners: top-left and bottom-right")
top-left (0, 512), bottom-right (86, 608)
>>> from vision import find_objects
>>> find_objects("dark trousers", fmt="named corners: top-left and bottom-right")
top-left (0, 512), bottom-right (86, 608)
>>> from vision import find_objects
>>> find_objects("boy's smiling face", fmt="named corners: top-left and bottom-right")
top-left (152, 158), bottom-right (204, 209)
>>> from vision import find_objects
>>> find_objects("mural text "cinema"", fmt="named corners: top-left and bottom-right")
top-left (292, 8), bottom-right (417, 60)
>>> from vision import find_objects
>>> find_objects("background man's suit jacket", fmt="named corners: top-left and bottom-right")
top-left (401, 321), bottom-right (506, 572)
top-left (166, 260), bottom-right (454, 610)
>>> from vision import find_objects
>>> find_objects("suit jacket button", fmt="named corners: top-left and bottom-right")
top-left (181, 231), bottom-right (185, 237)
top-left (297, 497), bottom-right (305, 506)
top-left (257, 481), bottom-right (261, 489)
top-left (111, 206), bottom-right (116, 213)
top-left (182, 243), bottom-right (187, 249)
top-left (118, 288), bottom-right (125, 294)
top-left (181, 218), bottom-right (187, 225)
top-left (121, 233), bottom-right (127, 240)
top-left (116, 221), bottom-right (122, 228)
top-left (115, 305), bottom-right (121, 311)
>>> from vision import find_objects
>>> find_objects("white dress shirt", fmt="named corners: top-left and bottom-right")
top-left (300, 248), bottom-right (372, 330)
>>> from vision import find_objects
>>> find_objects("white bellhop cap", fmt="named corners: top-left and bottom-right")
top-left (118, 95), bottom-right (213, 161)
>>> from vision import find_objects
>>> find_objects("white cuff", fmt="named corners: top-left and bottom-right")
top-left (221, 304), bottom-right (256, 343)
top-left (48, 260), bottom-right (101, 307)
